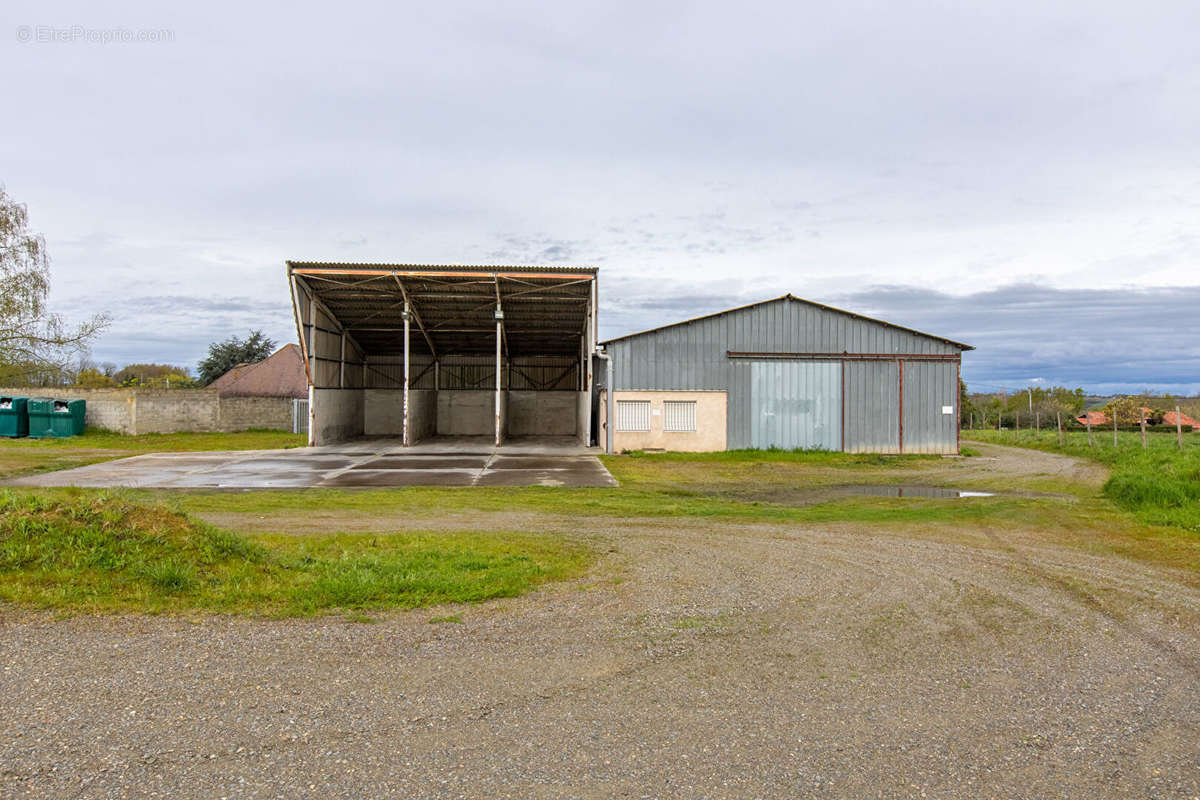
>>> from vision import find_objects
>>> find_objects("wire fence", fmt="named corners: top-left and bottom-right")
top-left (963, 403), bottom-right (1196, 451)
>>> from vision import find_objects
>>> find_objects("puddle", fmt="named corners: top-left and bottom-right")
top-left (841, 485), bottom-right (995, 499)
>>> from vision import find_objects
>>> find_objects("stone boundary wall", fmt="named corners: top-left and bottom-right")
top-left (0, 388), bottom-right (295, 435)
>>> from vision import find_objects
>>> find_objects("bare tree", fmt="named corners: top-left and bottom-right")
top-left (1, 186), bottom-right (109, 382)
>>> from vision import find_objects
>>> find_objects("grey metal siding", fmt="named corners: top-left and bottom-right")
top-left (844, 361), bottom-right (901, 453)
top-left (750, 361), bottom-right (840, 450)
top-left (607, 296), bottom-right (962, 451)
top-left (902, 361), bottom-right (959, 454)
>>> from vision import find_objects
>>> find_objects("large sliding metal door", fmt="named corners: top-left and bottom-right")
top-left (750, 361), bottom-right (841, 450)
top-left (902, 360), bottom-right (958, 454)
top-left (844, 360), bottom-right (900, 453)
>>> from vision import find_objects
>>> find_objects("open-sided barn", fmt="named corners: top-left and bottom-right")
top-left (288, 262), bottom-right (597, 447)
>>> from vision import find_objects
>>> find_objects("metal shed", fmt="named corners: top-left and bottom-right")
top-left (599, 295), bottom-right (972, 454)
top-left (288, 262), bottom-right (598, 447)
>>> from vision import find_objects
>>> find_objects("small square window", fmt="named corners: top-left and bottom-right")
top-left (663, 400), bottom-right (696, 432)
top-left (616, 400), bottom-right (651, 432)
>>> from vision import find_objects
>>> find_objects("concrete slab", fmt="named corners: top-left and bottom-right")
top-left (6, 439), bottom-right (617, 489)
top-left (475, 467), bottom-right (616, 488)
top-left (351, 456), bottom-right (490, 470)
top-left (321, 469), bottom-right (479, 488)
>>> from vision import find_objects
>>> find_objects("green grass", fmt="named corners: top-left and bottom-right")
top-left (617, 447), bottom-right (940, 464)
top-left (6, 436), bottom-right (1199, 615)
top-left (0, 428), bottom-right (305, 480)
top-left (0, 490), bottom-right (590, 615)
top-left (968, 430), bottom-right (1200, 532)
top-left (159, 483), bottom-right (1200, 574)
top-left (166, 483), bottom-right (1012, 526)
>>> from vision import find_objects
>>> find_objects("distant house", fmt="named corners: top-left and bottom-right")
top-left (1164, 410), bottom-right (1199, 430)
top-left (208, 344), bottom-right (307, 398)
top-left (1077, 407), bottom-right (1196, 429)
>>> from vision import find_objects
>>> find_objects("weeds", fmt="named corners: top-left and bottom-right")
top-left (0, 490), bottom-right (591, 615)
top-left (969, 430), bottom-right (1200, 532)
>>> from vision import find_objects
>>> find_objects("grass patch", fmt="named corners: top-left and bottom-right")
top-left (0, 490), bottom-right (591, 615)
top-left (168, 484), bottom-right (1026, 527)
top-left (969, 430), bottom-right (1200, 533)
top-left (615, 448), bottom-right (939, 466)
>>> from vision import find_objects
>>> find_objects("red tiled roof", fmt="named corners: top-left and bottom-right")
top-left (209, 344), bottom-right (308, 398)
top-left (1076, 411), bottom-right (1108, 426)
top-left (1164, 410), bottom-right (1199, 429)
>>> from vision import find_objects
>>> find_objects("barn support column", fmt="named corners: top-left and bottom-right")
top-left (307, 295), bottom-right (317, 387)
top-left (339, 333), bottom-right (346, 388)
top-left (495, 311), bottom-right (503, 447)
top-left (403, 301), bottom-right (411, 446)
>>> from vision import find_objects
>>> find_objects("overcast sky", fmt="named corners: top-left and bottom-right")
top-left (4, 1), bottom-right (1198, 394)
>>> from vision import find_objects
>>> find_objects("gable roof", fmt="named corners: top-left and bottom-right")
top-left (208, 344), bottom-right (308, 398)
top-left (600, 294), bottom-right (974, 350)
top-left (1165, 410), bottom-right (1199, 428)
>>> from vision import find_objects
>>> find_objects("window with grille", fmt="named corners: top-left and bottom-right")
top-left (663, 400), bottom-right (697, 432)
top-left (615, 400), bottom-right (651, 432)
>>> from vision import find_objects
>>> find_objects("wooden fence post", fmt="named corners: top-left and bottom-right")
top-left (1086, 416), bottom-right (1093, 447)
top-left (1056, 412), bottom-right (1063, 447)
top-left (1177, 404), bottom-right (1185, 452)
top-left (1035, 411), bottom-right (1040, 432)
top-left (1015, 411), bottom-right (1020, 432)
top-left (1113, 414), bottom-right (1118, 447)
top-left (1140, 410), bottom-right (1147, 449)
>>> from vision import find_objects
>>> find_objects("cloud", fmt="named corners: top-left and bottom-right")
top-left (3, 0), bottom-right (1198, 393)
top-left (600, 282), bottom-right (1200, 395)
top-left (60, 294), bottom-right (297, 370)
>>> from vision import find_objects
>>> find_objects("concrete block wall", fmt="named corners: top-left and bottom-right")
top-left (219, 396), bottom-right (295, 432)
top-left (311, 388), bottom-right (364, 445)
top-left (507, 391), bottom-right (579, 437)
top-left (0, 387), bottom-right (296, 435)
top-left (364, 390), bottom-right (437, 442)
top-left (577, 389), bottom-right (590, 445)
top-left (364, 390), bottom-right (405, 437)
top-left (437, 391), bottom-right (494, 436)
top-left (133, 391), bottom-right (220, 434)
top-left (408, 390), bottom-right (437, 442)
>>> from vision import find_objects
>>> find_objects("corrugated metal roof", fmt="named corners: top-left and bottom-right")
top-left (287, 261), bottom-right (596, 275)
top-left (288, 262), bottom-right (596, 358)
top-left (601, 294), bottom-right (974, 351)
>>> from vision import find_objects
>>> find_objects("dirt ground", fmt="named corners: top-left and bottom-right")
top-left (3, 444), bottom-right (1199, 799)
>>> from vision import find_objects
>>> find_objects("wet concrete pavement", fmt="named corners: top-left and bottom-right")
top-left (6, 437), bottom-right (618, 489)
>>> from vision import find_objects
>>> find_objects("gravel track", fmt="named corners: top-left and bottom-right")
top-left (3, 446), bottom-right (1199, 799)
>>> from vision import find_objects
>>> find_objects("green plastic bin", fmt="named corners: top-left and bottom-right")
top-left (50, 399), bottom-right (87, 437)
top-left (0, 396), bottom-right (28, 438)
top-left (27, 398), bottom-right (54, 438)
top-left (28, 398), bottom-right (86, 438)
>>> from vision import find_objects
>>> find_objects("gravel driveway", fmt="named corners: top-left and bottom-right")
top-left (3, 450), bottom-right (1199, 798)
